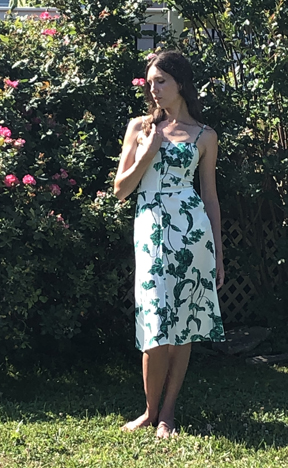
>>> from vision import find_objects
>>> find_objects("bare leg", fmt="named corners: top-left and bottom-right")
top-left (122, 345), bottom-right (169, 431)
top-left (157, 343), bottom-right (191, 438)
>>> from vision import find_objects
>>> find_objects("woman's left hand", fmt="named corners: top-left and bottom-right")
top-left (216, 255), bottom-right (225, 290)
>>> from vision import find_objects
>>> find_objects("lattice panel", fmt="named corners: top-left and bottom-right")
top-left (120, 218), bottom-right (281, 324)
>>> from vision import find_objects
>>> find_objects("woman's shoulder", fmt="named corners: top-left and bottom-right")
top-left (202, 124), bottom-right (217, 137)
top-left (127, 115), bottom-right (147, 131)
top-left (201, 124), bottom-right (218, 145)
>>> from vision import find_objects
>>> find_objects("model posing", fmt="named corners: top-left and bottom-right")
top-left (114, 50), bottom-right (225, 439)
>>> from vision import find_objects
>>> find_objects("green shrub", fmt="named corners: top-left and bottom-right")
top-left (0, 1), bottom-right (147, 358)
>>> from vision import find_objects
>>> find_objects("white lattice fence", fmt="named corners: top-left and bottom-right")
top-left (120, 218), bottom-right (280, 324)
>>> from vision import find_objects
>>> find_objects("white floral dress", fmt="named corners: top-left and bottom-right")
top-left (134, 126), bottom-right (225, 352)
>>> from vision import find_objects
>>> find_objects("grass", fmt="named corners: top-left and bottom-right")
top-left (0, 349), bottom-right (288, 467)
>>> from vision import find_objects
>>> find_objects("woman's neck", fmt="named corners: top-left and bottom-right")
top-left (164, 102), bottom-right (194, 126)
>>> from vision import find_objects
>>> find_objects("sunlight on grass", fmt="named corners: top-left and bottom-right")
top-left (0, 356), bottom-right (288, 467)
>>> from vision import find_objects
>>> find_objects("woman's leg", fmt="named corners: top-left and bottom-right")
top-left (122, 345), bottom-right (169, 431)
top-left (157, 343), bottom-right (191, 438)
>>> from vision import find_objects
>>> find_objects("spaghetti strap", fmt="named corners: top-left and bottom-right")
top-left (194, 124), bottom-right (206, 145)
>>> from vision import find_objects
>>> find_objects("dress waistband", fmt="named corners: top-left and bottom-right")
top-left (137, 185), bottom-right (195, 194)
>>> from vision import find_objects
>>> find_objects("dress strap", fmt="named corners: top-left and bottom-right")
top-left (194, 124), bottom-right (206, 145)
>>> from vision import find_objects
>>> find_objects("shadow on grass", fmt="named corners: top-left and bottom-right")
top-left (0, 345), bottom-right (288, 449)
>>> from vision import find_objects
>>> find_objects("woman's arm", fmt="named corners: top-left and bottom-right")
top-left (198, 128), bottom-right (224, 289)
top-left (114, 118), bottom-right (162, 200)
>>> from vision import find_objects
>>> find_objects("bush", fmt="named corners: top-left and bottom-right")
top-left (0, 1), bottom-right (147, 358)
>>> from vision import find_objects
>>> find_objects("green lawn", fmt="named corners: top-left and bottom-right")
top-left (0, 350), bottom-right (288, 467)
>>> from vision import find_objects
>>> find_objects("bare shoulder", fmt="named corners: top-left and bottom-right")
top-left (127, 116), bottom-right (144, 132)
top-left (203, 125), bottom-right (218, 143)
top-left (197, 125), bottom-right (218, 160)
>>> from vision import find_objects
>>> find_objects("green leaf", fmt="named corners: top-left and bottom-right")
top-left (205, 240), bottom-right (214, 255)
top-left (0, 35), bottom-right (9, 44)
top-left (173, 279), bottom-right (193, 300)
top-left (141, 280), bottom-right (156, 290)
top-left (201, 278), bottom-right (213, 291)
top-left (149, 258), bottom-right (164, 276)
top-left (190, 334), bottom-right (205, 342)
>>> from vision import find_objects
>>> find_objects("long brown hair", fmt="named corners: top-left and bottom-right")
top-left (143, 50), bottom-right (203, 135)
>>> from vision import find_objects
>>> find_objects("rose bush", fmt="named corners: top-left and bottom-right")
top-left (0, 0), bottom-right (147, 359)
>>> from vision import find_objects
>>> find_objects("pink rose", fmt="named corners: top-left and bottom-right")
top-left (132, 78), bottom-right (145, 86)
top-left (52, 173), bottom-right (61, 180)
top-left (68, 178), bottom-right (77, 186)
top-left (40, 11), bottom-right (51, 20)
top-left (60, 168), bottom-right (68, 179)
top-left (42, 28), bottom-right (57, 36)
top-left (0, 126), bottom-right (12, 138)
top-left (56, 214), bottom-right (64, 222)
top-left (50, 184), bottom-right (61, 196)
top-left (13, 138), bottom-right (26, 148)
top-left (4, 137), bottom-right (13, 144)
top-left (4, 79), bottom-right (19, 89)
top-left (97, 190), bottom-right (106, 198)
top-left (4, 174), bottom-right (20, 187)
top-left (22, 174), bottom-right (36, 185)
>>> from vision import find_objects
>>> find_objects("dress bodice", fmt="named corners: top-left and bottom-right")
top-left (136, 141), bottom-right (200, 193)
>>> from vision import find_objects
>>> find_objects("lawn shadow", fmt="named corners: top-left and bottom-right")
top-left (177, 353), bottom-right (288, 448)
top-left (1, 349), bottom-right (288, 449)
top-left (0, 348), bottom-right (143, 424)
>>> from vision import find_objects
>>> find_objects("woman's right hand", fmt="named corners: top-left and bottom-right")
top-left (138, 123), bottom-right (163, 161)
top-left (114, 118), bottom-right (162, 200)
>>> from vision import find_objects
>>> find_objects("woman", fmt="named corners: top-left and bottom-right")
top-left (114, 50), bottom-right (225, 439)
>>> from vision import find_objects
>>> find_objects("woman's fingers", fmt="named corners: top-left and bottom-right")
top-left (216, 269), bottom-right (225, 290)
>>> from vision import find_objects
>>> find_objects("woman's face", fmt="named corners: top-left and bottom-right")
top-left (146, 64), bottom-right (181, 109)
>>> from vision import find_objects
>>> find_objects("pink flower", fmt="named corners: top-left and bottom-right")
top-left (52, 173), bottom-right (61, 180)
top-left (4, 137), bottom-right (13, 144)
top-left (4, 174), bottom-right (20, 187)
top-left (0, 126), bottom-right (12, 138)
top-left (63, 35), bottom-right (70, 46)
top-left (50, 184), bottom-right (61, 196)
top-left (55, 214), bottom-right (69, 228)
top-left (60, 168), bottom-right (68, 179)
top-left (4, 79), bottom-right (19, 88)
top-left (97, 190), bottom-right (106, 198)
top-left (13, 138), bottom-right (26, 148)
top-left (40, 11), bottom-right (51, 20)
top-left (146, 53), bottom-right (157, 60)
top-left (132, 78), bottom-right (146, 86)
top-left (68, 178), bottom-right (77, 186)
top-left (22, 174), bottom-right (36, 185)
top-left (42, 28), bottom-right (57, 36)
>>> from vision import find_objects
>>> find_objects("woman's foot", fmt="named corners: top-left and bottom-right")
top-left (156, 420), bottom-right (178, 439)
top-left (121, 413), bottom-right (157, 432)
